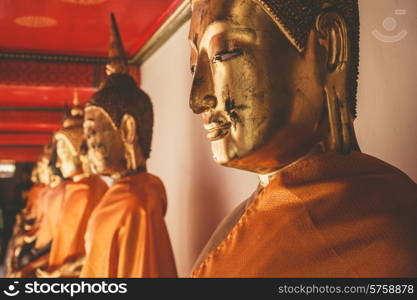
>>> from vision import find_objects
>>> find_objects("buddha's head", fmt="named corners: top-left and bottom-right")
top-left (54, 93), bottom-right (85, 179)
top-left (30, 164), bottom-right (39, 184)
top-left (84, 14), bottom-right (153, 179)
top-left (37, 155), bottom-right (51, 185)
top-left (189, 0), bottom-right (359, 173)
top-left (79, 139), bottom-right (93, 176)
top-left (37, 144), bottom-right (57, 185)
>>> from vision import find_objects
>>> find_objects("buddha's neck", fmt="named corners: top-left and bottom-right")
top-left (111, 164), bottom-right (147, 181)
top-left (72, 173), bottom-right (89, 182)
top-left (257, 143), bottom-right (324, 187)
top-left (49, 176), bottom-right (62, 188)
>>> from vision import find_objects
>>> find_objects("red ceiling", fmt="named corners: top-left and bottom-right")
top-left (0, 0), bottom-right (184, 57)
top-left (0, 86), bottom-right (95, 162)
top-left (0, 85), bottom-right (95, 108)
top-left (0, 0), bottom-right (185, 162)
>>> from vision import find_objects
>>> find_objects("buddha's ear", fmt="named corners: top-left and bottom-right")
top-left (314, 10), bottom-right (349, 74)
top-left (314, 10), bottom-right (356, 154)
top-left (120, 114), bottom-right (136, 145)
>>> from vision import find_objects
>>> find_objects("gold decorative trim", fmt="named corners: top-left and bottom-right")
top-left (130, 0), bottom-right (191, 65)
top-left (61, 0), bottom-right (107, 5)
top-left (14, 16), bottom-right (57, 28)
top-left (0, 52), bottom-right (107, 64)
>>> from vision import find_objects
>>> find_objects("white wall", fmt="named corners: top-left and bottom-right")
top-left (356, 0), bottom-right (417, 180)
top-left (141, 0), bottom-right (417, 277)
top-left (141, 23), bottom-right (258, 276)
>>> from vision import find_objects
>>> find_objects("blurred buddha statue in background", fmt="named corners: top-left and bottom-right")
top-left (188, 0), bottom-right (417, 277)
top-left (23, 165), bottom-right (45, 227)
top-left (80, 14), bottom-right (177, 278)
top-left (36, 92), bottom-right (108, 278)
top-left (7, 144), bottom-right (65, 277)
top-left (9, 164), bottom-right (43, 249)
top-left (12, 163), bottom-right (44, 235)
top-left (4, 163), bottom-right (43, 276)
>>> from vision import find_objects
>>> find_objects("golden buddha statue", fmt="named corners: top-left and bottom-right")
top-left (80, 14), bottom-right (177, 278)
top-left (188, 0), bottom-right (417, 277)
top-left (35, 91), bottom-right (108, 278)
top-left (31, 147), bottom-right (65, 253)
top-left (11, 164), bottom-right (44, 242)
top-left (4, 163), bottom-right (43, 277)
top-left (7, 145), bottom-right (64, 277)
top-left (19, 165), bottom-right (44, 226)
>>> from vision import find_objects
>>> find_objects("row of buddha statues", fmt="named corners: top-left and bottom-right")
top-left (4, 0), bottom-right (417, 278)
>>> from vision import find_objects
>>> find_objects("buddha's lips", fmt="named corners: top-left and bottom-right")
top-left (205, 122), bottom-right (232, 141)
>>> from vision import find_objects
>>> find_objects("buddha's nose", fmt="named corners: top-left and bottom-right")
top-left (190, 94), bottom-right (217, 114)
top-left (189, 61), bottom-right (217, 114)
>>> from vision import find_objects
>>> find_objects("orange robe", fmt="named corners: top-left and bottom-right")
top-left (24, 184), bottom-right (46, 222)
top-left (48, 175), bottom-right (108, 270)
top-left (191, 151), bottom-right (417, 277)
top-left (35, 181), bottom-right (67, 249)
top-left (4, 184), bottom-right (45, 277)
top-left (81, 172), bottom-right (177, 278)
top-left (16, 181), bottom-right (66, 277)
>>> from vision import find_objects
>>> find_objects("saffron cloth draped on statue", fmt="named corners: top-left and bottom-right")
top-left (35, 180), bottom-right (66, 249)
top-left (48, 175), bottom-right (108, 270)
top-left (191, 151), bottom-right (417, 277)
top-left (81, 172), bottom-right (177, 278)
top-left (24, 184), bottom-right (46, 223)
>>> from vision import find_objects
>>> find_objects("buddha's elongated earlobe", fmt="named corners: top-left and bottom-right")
top-left (324, 85), bottom-right (358, 153)
top-left (316, 10), bottom-right (358, 154)
top-left (120, 114), bottom-right (140, 172)
top-left (324, 85), bottom-right (342, 152)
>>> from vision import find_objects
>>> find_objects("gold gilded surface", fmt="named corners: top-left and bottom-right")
top-left (37, 146), bottom-right (61, 188)
top-left (54, 91), bottom-right (86, 179)
top-left (83, 106), bottom-right (127, 178)
top-left (85, 15), bottom-right (152, 179)
top-left (79, 14), bottom-right (177, 278)
top-left (55, 134), bottom-right (82, 179)
top-left (189, 0), bottom-right (359, 174)
top-left (14, 16), bottom-right (57, 28)
top-left (107, 13), bottom-right (129, 75)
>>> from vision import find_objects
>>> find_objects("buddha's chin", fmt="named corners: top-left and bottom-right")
top-left (210, 136), bottom-right (239, 166)
top-left (91, 160), bottom-right (108, 176)
top-left (60, 163), bottom-right (77, 179)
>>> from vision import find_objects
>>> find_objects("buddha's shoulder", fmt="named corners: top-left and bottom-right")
top-left (286, 152), bottom-right (417, 211)
top-left (331, 153), bottom-right (416, 212)
top-left (298, 154), bottom-right (417, 229)
top-left (302, 156), bottom-right (417, 271)
top-left (129, 172), bottom-right (167, 209)
top-left (86, 174), bottom-right (109, 189)
top-left (135, 172), bottom-right (166, 190)
top-left (95, 175), bottom-right (165, 213)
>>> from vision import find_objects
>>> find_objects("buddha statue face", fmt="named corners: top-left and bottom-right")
top-left (189, 0), bottom-right (357, 173)
top-left (30, 165), bottom-right (39, 184)
top-left (83, 107), bottom-right (126, 176)
top-left (83, 15), bottom-right (153, 179)
top-left (84, 72), bottom-right (154, 179)
top-left (37, 156), bottom-right (52, 185)
top-left (55, 134), bottom-right (82, 178)
top-left (79, 139), bottom-right (92, 176)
